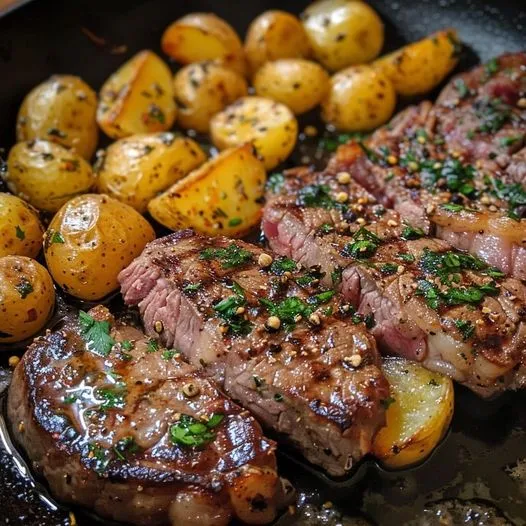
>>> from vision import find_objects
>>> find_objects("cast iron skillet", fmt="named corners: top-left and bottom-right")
top-left (0, 1), bottom-right (526, 524)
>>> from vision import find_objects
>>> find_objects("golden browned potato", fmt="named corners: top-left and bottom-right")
top-left (174, 62), bottom-right (248, 132)
top-left (210, 97), bottom-right (298, 170)
top-left (372, 357), bottom-right (454, 469)
top-left (16, 75), bottom-right (99, 160)
top-left (44, 194), bottom-right (155, 300)
top-left (253, 59), bottom-right (330, 115)
top-left (161, 13), bottom-right (246, 75)
top-left (97, 50), bottom-right (177, 139)
top-left (96, 133), bottom-right (206, 213)
top-left (148, 144), bottom-right (266, 237)
top-left (373, 29), bottom-right (461, 96)
top-left (301, 0), bottom-right (384, 71)
top-left (321, 65), bottom-right (396, 131)
top-left (244, 10), bottom-right (312, 75)
top-left (0, 193), bottom-right (44, 258)
top-left (5, 140), bottom-right (95, 213)
top-left (0, 255), bottom-right (55, 343)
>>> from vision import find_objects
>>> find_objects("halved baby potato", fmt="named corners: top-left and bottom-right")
top-left (210, 96), bottom-right (298, 170)
top-left (97, 50), bottom-right (177, 139)
top-left (321, 65), bottom-right (396, 131)
top-left (174, 62), bottom-right (248, 132)
top-left (16, 75), bottom-right (99, 160)
top-left (301, 0), bottom-right (384, 71)
top-left (161, 13), bottom-right (246, 75)
top-left (253, 59), bottom-right (330, 115)
top-left (372, 357), bottom-right (454, 469)
top-left (148, 144), bottom-right (266, 238)
top-left (5, 140), bottom-right (95, 213)
top-left (96, 133), bottom-right (206, 213)
top-left (244, 10), bottom-right (312, 75)
top-left (373, 29), bottom-right (461, 96)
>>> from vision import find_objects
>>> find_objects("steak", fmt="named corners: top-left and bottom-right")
top-left (329, 53), bottom-right (526, 280)
top-left (119, 231), bottom-right (389, 476)
top-left (8, 306), bottom-right (289, 526)
top-left (263, 166), bottom-right (526, 397)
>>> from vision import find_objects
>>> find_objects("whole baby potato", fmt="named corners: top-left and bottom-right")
top-left (253, 59), bottom-right (330, 115)
top-left (0, 255), bottom-right (55, 343)
top-left (16, 75), bottom-right (99, 160)
top-left (244, 10), bottom-right (312, 75)
top-left (5, 140), bottom-right (95, 213)
top-left (97, 50), bottom-right (177, 139)
top-left (321, 65), bottom-right (396, 131)
top-left (301, 0), bottom-right (384, 71)
top-left (0, 193), bottom-right (44, 258)
top-left (44, 194), bottom-right (155, 300)
top-left (174, 62), bottom-right (248, 132)
top-left (96, 132), bottom-right (206, 213)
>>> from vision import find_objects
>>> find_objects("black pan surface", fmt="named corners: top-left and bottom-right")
top-left (0, 1), bottom-right (525, 525)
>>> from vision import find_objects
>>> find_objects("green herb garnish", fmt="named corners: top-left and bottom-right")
top-left (379, 263), bottom-right (398, 275)
top-left (146, 338), bottom-right (159, 353)
top-left (15, 225), bottom-right (25, 240)
top-left (228, 217), bottom-right (242, 227)
top-left (266, 172), bottom-right (285, 193)
top-left (183, 282), bottom-right (202, 293)
top-left (342, 227), bottom-right (381, 259)
top-left (96, 386), bottom-right (126, 411)
top-left (79, 311), bottom-right (115, 357)
top-left (169, 413), bottom-right (224, 448)
top-left (15, 278), bottom-right (33, 298)
top-left (113, 436), bottom-right (138, 461)
top-left (270, 256), bottom-right (297, 275)
top-left (213, 293), bottom-right (253, 336)
top-left (401, 224), bottom-right (425, 240)
top-left (454, 319), bottom-right (475, 341)
top-left (161, 350), bottom-right (177, 360)
top-left (200, 243), bottom-right (253, 269)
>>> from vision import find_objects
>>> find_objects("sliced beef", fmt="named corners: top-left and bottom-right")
top-left (8, 306), bottom-right (288, 526)
top-left (263, 167), bottom-right (526, 397)
top-left (119, 231), bottom-right (389, 476)
top-left (328, 53), bottom-right (526, 280)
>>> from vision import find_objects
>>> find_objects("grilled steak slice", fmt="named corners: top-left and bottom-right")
top-left (119, 231), bottom-right (389, 476)
top-left (8, 306), bottom-right (288, 526)
top-left (263, 167), bottom-right (526, 397)
top-left (329, 53), bottom-right (526, 279)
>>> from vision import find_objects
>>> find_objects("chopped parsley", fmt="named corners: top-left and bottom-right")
top-left (15, 278), bottom-right (33, 298)
top-left (307, 290), bottom-right (336, 307)
top-left (270, 256), bottom-right (297, 275)
top-left (454, 78), bottom-right (470, 99)
top-left (379, 263), bottom-right (398, 275)
top-left (296, 184), bottom-right (345, 211)
top-left (331, 266), bottom-right (343, 285)
top-left (169, 413), bottom-right (224, 448)
top-left (342, 227), bottom-right (381, 259)
top-left (200, 243), bottom-right (253, 269)
top-left (64, 394), bottom-right (77, 404)
top-left (454, 319), bottom-right (475, 341)
top-left (498, 135), bottom-right (522, 147)
top-left (161, 350), bottom-right (177, 360)
top-left (87, 443), bottom-right (110, 474)
top-left (319, 223), bottom-right (334, 234)
top-left (47, 230), bottom-right (65, 245)
top-left (421, 158), bottom-right (476, 197)
top-left (266, 172), bottom-right (285, 193)
top-left (260, 296), bottom-right (311, 331)
top-left (485, 176), bottom-right (526, 220)
top-left (183, 282), bottom-right (202, 293)
top-left (113, 436), bottom-right (138, 461)
top-left (213, 290), bottom-right (253, 336)
top-left (79, 311), bottom-right (115, 357)
top-left (228, 217), bottom-right (242, 227)
top-left (146, 338), bottom-right (159, 353)
top-left (96, 386), bottom-right (126, 411)
top-left (484, 58), bottom-right (499, 78)
top-left (15, 225), bottom-right (25, 240)
top-left (475, 97), bottom-right (511, 134)
top-left (396, 252), bottom-right (415, 263)
top-left (295, 267), bottom-right (324, 287)
top-left (120, 340), bottom-right (133, 351)
top-left (401, 224), bottom-right (425, 240)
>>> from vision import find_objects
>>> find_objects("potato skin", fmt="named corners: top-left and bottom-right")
top-left (210, 96), bottom-right (298, 170)
top-left (373, 29), bottom-right (461, 96)
top-left (5, 140), bottom-right (95, 213)
top-left (96, 133), bottom-right (206, 213)
top-left (0, 256), bottom-right (55, 343)
top-left (0, 193), bottom-right (44, 258)
top-left (148, 144), bottom-right (266, 238)
top-left (301, 0), bottom-right (384, 71)
top-left (253, 59), bottom-right (330, 115)
top-left (16, 75), bottom-right (99, 160)
top-left (44, 194), bottom-right (155, 300)
top-left (174, 62), bottom-right (248, 132)
top-left (321, 65), bottom-right (396, 131)
top-left (162, 13), bottom-right (246, 75)
top-left (244, 10), bottom-right (311, 75)
top-left (97, 50), bottom-right (177, 139)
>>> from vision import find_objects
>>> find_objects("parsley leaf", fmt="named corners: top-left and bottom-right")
top-left (170, 413), bottom-right (224, 448)
top-left (78, 311), bottom-right (115, 357)
top-left (270, 256), bottom-right (297, 275)
top-left (342, 227), bottom-right (381, 259)
top-left (15, 225), bottom-right (25, 240)
top-left (401, 224), bottom-right (425, 240)
top-left (266, 172), bottom-right (285, 193)
top-left (454, 319), bottom-right (475, 341)
top-left (200, 243), bottom-right (253, 269)
top-left (15, 278), bottom-right (33, 298)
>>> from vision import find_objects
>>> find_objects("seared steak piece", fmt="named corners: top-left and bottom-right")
top-left (119, 231), bottom-right (389, 476)
top-left (329, 53), bottom-right (526, 279)
top-left (8, 306), bottom-right (288, 526)
top-left (263, 167), bottom-right (526, 397)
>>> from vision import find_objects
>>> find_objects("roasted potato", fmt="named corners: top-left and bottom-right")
top-left (161, 13), bottom-right (246, 75)
top-left (16, 75), bottom-right (98, 160)
top-left (372, 357), bottom-right (454, 469)
top-left (148, 144), bottom-right (266, 237)
top-left (44, 194), bottom-right (155, 300)
top-left (301, 0), bottom-right (384, 71)
top-left (0, 255), bottom-right (55, 343)
top-left (253, 59), bottom-right (330, 115)
top-left (210, 97), bottom-right (298, 170)
top-left (5, 140), bottom-right (95, 213)
top-left (321, 65), bottom-right (396, 131)
top-left (97, 50), bottom-right (177, 139)
top-left (373, 29), bottom-right (461, 96)
top-left (0, 193), bottom-right (44, 258)
top-left (96, 133), bottom-right (206, 213)
top-left (244, 10), bottom-right (312, 75)
top-left (174, 62), bottom-right (248, 132)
